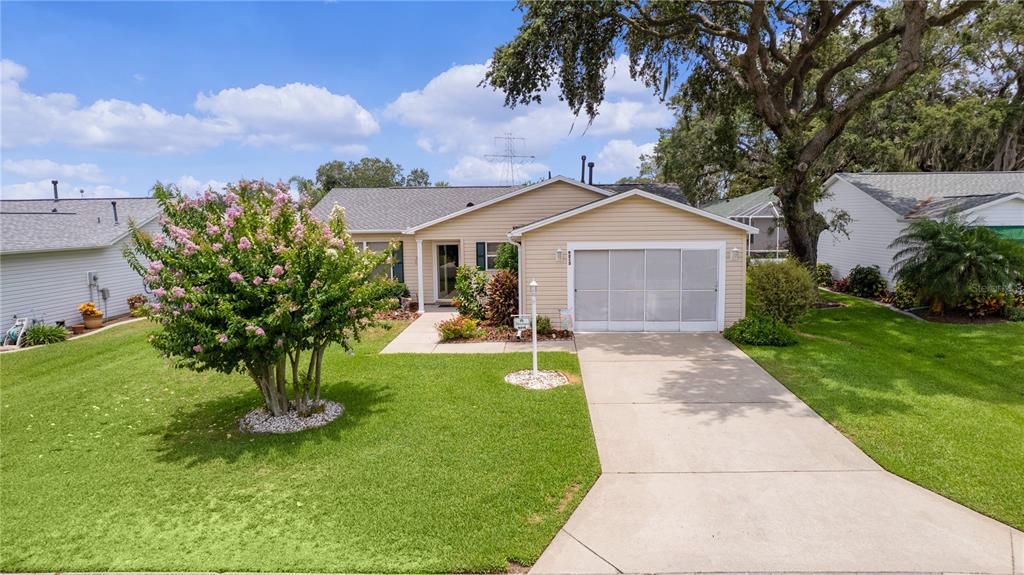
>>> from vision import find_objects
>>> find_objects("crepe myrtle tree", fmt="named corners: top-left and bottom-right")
top-left (124, 179), bottom-right (394, 417)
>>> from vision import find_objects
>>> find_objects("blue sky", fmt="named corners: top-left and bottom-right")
top-left (1, 1), bottom-right (672, 198)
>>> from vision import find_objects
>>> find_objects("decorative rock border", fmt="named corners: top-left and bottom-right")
top-left (239, 400), bottom-right (344, 434)
top-left (505, 369), bottom-right (569, 390)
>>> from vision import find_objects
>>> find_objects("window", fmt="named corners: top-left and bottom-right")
top-left (358, 241), bottom-right (404, 281)
top-left (485, 242), bottom-right (505, 270)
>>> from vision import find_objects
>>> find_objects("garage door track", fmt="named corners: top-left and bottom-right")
top-left (532, 332), bottom-right (1022, 574)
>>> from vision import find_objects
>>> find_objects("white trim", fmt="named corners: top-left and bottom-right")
top-left (958, 192), bottom-right (1024, 217)
top-left (350, 229), bottom-right (404, 234)
top-left (509, 237), bottom-right (524, 315)
top-left (415, 239), bottom-right (424, 313)
top-left (405, 176), bottom-right (613, 233)
top-left (509, 189), bottom-right (759, 237)
top-left (566, 241), bottom-right (727, 333)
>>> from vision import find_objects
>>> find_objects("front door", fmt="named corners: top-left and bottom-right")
top-left (436, 244), bottom-right (459, 301)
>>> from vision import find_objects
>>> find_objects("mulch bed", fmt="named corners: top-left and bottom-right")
top-left (908, 309), bottom-right (1008, 324)
top-left (441, 322), bottom-right (574, 344)
top-left (67, 313), bottom-right (138, 338)
top-left (813, 300), bottom-right (847, 309)
top-left (375, 309), bottom-right (419, 321)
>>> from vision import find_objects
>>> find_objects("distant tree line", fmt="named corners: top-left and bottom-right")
top-left (291, 157), bottom-right (449, 203)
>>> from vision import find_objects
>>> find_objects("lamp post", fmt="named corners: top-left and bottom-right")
top-left (529, 279), bottom-right (538, 377)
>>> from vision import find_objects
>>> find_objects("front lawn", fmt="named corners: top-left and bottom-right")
top-left (0, 321), bottom-right (599, 573)
top-left (739, 291), bottom-right (1024, 530)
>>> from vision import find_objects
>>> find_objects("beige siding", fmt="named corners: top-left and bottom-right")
top-left (520, 195), bottom-right (749, 327)
top-left (349, 233), bottom-right (432, 303)
top-left (816, 178), bottom-right (906, 285)
top-left (416, 180), bottom-right (606, 270)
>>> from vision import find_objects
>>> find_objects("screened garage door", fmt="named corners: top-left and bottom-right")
top-left (572, 248), bottom-right (720, 332)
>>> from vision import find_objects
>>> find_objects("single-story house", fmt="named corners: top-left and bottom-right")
top-left (312, 176), bottom-right (757, 332)
top-left (0, 196), bottom-right (161, 327)
top-left (703, 187), bottom-right (789, 259)
top-left (816, 172), bottom-right (1024, 284)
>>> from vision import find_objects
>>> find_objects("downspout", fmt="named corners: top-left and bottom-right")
top-left (508, 236), bottom-right (524, 315)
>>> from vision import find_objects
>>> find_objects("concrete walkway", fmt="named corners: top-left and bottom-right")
top-left (380, 310), bottom-right (576, 354)
top-left (532, 332), bottom-right (1022, 574)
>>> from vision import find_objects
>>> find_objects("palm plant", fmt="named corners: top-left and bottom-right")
top-left (889, 213), bottom-right (1024, 313)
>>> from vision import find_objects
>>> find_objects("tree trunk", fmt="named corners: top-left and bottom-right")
top-left (313, 345), bottom-right (325, 403)
top-left (992, 76), bottom-right (1023, 171)
top-left (774, 172), bottom-right (827, 268)
top-left (275, 357), bottom-right (289, 413)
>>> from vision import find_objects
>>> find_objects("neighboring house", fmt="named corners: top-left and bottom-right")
top-left (312, 175), bottom-right (756, 332)
top-left (816, 172), bottom-right (1024, 284)
top-left (704, 187), bottom-right (790, 259)
top-left (0, 197), bottom-right (161, 327)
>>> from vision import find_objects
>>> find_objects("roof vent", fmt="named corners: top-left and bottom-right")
top-left (466, 202), bottom-right (475, 207)
top-left (111, 201), bottom-right (119, 225)
top-left (52, 180), bottom-right (59, 202)
top-left (588, 161), bottom-right (595, 185)
top-left (580, 155), bottom-right (587, 182)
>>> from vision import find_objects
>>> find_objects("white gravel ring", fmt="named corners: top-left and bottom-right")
top-left (239, 400), bottom-right (344, 434)
top-left (504, 369), bottom-right (569, 390)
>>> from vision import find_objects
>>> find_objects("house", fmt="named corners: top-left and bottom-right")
top-left (816, 172), bottom-right (1024, 284)
top-left (312, 175), bottom-right (757, 332)
top-left (703, 187), bottom-right (789, 259)
top-left (0, 196), bottom-right (161, 327)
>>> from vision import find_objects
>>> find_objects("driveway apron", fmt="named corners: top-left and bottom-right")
top-left (531, 332), bottom-right (1021, 574)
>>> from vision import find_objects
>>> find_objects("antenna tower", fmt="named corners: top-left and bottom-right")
top-left (485, 132), bottom-right (535, 186)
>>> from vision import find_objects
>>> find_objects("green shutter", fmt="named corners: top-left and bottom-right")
top-left (476, 242), bottom-right (486, 269)
top-left (392, 241), bottom-right (404, 282)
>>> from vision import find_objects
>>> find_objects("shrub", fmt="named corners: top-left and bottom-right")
top-left (848, 265), bottom-right (887, 298)
top-left (814, 263), bottom-right (834, 287)
top-left (127, 293), bottom-right (147, 309)
top-left (485, 269), bottom-right (519, 327)
top-left (890, 280), bottom-right (918, 309)
top-left (723, 316), bottom-right (798, 347)
top-left (454, 265), bottom-right (488, 320)
top-left (22, 324), bottom-right (68, 347)
top-left (494, 242), bottom-right (518, 272)
top-left (747, 259), bottom-right (816, 326)
top-left (536, 315), bottom-right (552, 335)
top-left (436, 316), bottom-right (484, 341)
top-left (962, 287), bottom-right (1007, 318)
top-left (1004, 306), bottom-right (1024, 322)
top-left (890, 213), bottom-right (1024, 313)
top-left (379, 278), bottom-right (410, 309)
top-left (124, 179), bottom-right (392, 417)
top-left (130, 305), bottom-right (150, 318)
top-left (831, 277), bottom-right (850, 293)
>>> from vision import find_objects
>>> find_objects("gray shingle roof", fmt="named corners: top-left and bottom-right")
top-left (703, 188), bottom-right (778, 218)
top-left (312, 180), bottom-right (688, 232)
top-left (0, 197), bottom-right (161, 254)
top-left (837, 172), bottom-right (1024, 218)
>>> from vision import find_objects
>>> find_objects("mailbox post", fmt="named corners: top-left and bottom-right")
top-left (529, 279), bottom-right (538, 377)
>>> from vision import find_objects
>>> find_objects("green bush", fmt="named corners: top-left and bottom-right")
top-left (848, 265), bottom-right (888, 298)
top-left (454, 265), bottom-right (488, 320)
top-left (494, 242), bottom-right (518, 273)
top-left (747, 259), bottom-right (817, 326)
top-left (1004, 306), bottom-right (1024, 322)
top-left (436, 316), bottom-right (485, 341)
top-left (22, 324), bottom-right (68, 347)
top-left (485, 269), bottom-right (519, 327)
top-left (379, 278), bottom-right (410, 309)
top-left (890, 280), bottom-right (918, 309)
top-left (891, 213), bottom-right (1024, 313)
top-left (830, 277), bottom-right (850, 293)
top-left (723, 316), bottom-right (798, 346)
top-left (814, 263), bottom-right (834, 287)
top-left (535, 315), bottom-right (552, 335)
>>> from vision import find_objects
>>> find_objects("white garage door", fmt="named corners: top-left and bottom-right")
top-left (572, 247), bottom-right (721, 332)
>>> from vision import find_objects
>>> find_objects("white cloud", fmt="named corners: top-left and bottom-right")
top-left (0, 179), bottom-right (129, 200)
top-left (174, 175), bottom-right (228, 195)
top-left (1, 59), bottom-right (377, 154)
top-left (385, 61), bottom-right (671, 159)
top-left (596, 139), bottom-right (655, 175)
top-left (331, 143), bottom-right (369, 157)
top-left (2, 158), bottom-right (106, 182)
top-left (445, 156), bottom-right (549, 186)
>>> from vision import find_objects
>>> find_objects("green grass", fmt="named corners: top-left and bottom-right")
top-left (738, 291), bottom-right (1024, 530)
top-left (0, 321), bottom-right (599, 573)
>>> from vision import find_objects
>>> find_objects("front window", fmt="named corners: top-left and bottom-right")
top-left (361, 241), bottom-right (395, 278)
top-left (485, 242), bottom-right (505, 270)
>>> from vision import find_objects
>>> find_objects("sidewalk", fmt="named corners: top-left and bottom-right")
top-left (380, 310), bottom-right (576, 354)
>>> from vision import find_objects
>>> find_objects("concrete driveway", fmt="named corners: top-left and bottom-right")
top-left (532, 332), bottom-right (1022, 574)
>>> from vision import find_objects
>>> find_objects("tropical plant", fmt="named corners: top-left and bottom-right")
top-left (535, 315), bottom-right (552, 335)
top-left (454, 265), bottom-right (488, 320)
top-left (485, 269), bottom-right (519, 327)
top-left (22, 324), bottom-right (68, 347)
top-left (494, 242), bottom-right (519, 273)
top-left (78, 302), bottom-right (101, 317)
top-left (890, 213), bottom-right (1024, 313)
top-left (831, 277), bottom-right (851, 293)
top-left (124, 179), bottom-right (393, 418)
top-left (890, 281), bottom-right (919, 309)
top-left (436, 316), bottom-right (485, 342)
top-left (724, 316), bottom-right (798, 347)
top-left (847, 265), bottom-right (888, 299)
top-left (747, 259), bottom-right (817, 326)
top-left (379, 279), bottom-right (411, 309)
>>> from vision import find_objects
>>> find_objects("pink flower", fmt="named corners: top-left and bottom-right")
top-left (290, 222), bottom-right (305, 240)
top-left (218, 256), bottom-right (230, 266)
top-left (273, 244), bottom-right (287, 254)
top-left (192, 344), bottom-right (203, 353)
top-left (274, 338), bottom-right (284, 348)
top-left (149, 302), bottom-right (161, 312)
top-left (253, 276), bottom-right (263, 285)
top-left (153, 287), bottom-right (167, 298)
top-left (286, 278), bottom-right (294, 287)
top-left (206, 224), bottom-right (220, 234)
top-left (254, 327), bottom-right (266, 337)
top-left (221, 218), bottom-right (235, 230)
top-left (228, 272), bottom-right (244, 283)
top-left (182, 303), bottom-right (193, 312)
top-left (225, 191), bottom-right (239, 204)
top-left (217, 334), bottom-right (228, 344)
top-left (267, 277), bottom-right (279, 285)
top-left (271, 265), bottom-right (284, 277)
top-left (148, 260), bottom-right (164, 273)
top-left (224, 231), bottom-right (233, 242)
top-left (238, 236), bottom-right (252, 251)
top-left (211, 243), bottom-right (223, 252)
top-left (170, 286), bottom-right (186, 299)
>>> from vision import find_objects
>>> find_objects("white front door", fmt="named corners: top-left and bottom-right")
top-left (571, 244), bottom-right (723, 332)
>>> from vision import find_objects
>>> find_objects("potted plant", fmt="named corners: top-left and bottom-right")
top-left (79, 302), bottom-right (103, 329)
top-left (127, 293), bottom-right (147, 311)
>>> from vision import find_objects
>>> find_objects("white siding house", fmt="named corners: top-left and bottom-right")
top-left (816, 172), bottom-right (1024, 285)
top-left (0, 197), bottom-right (161, 327)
